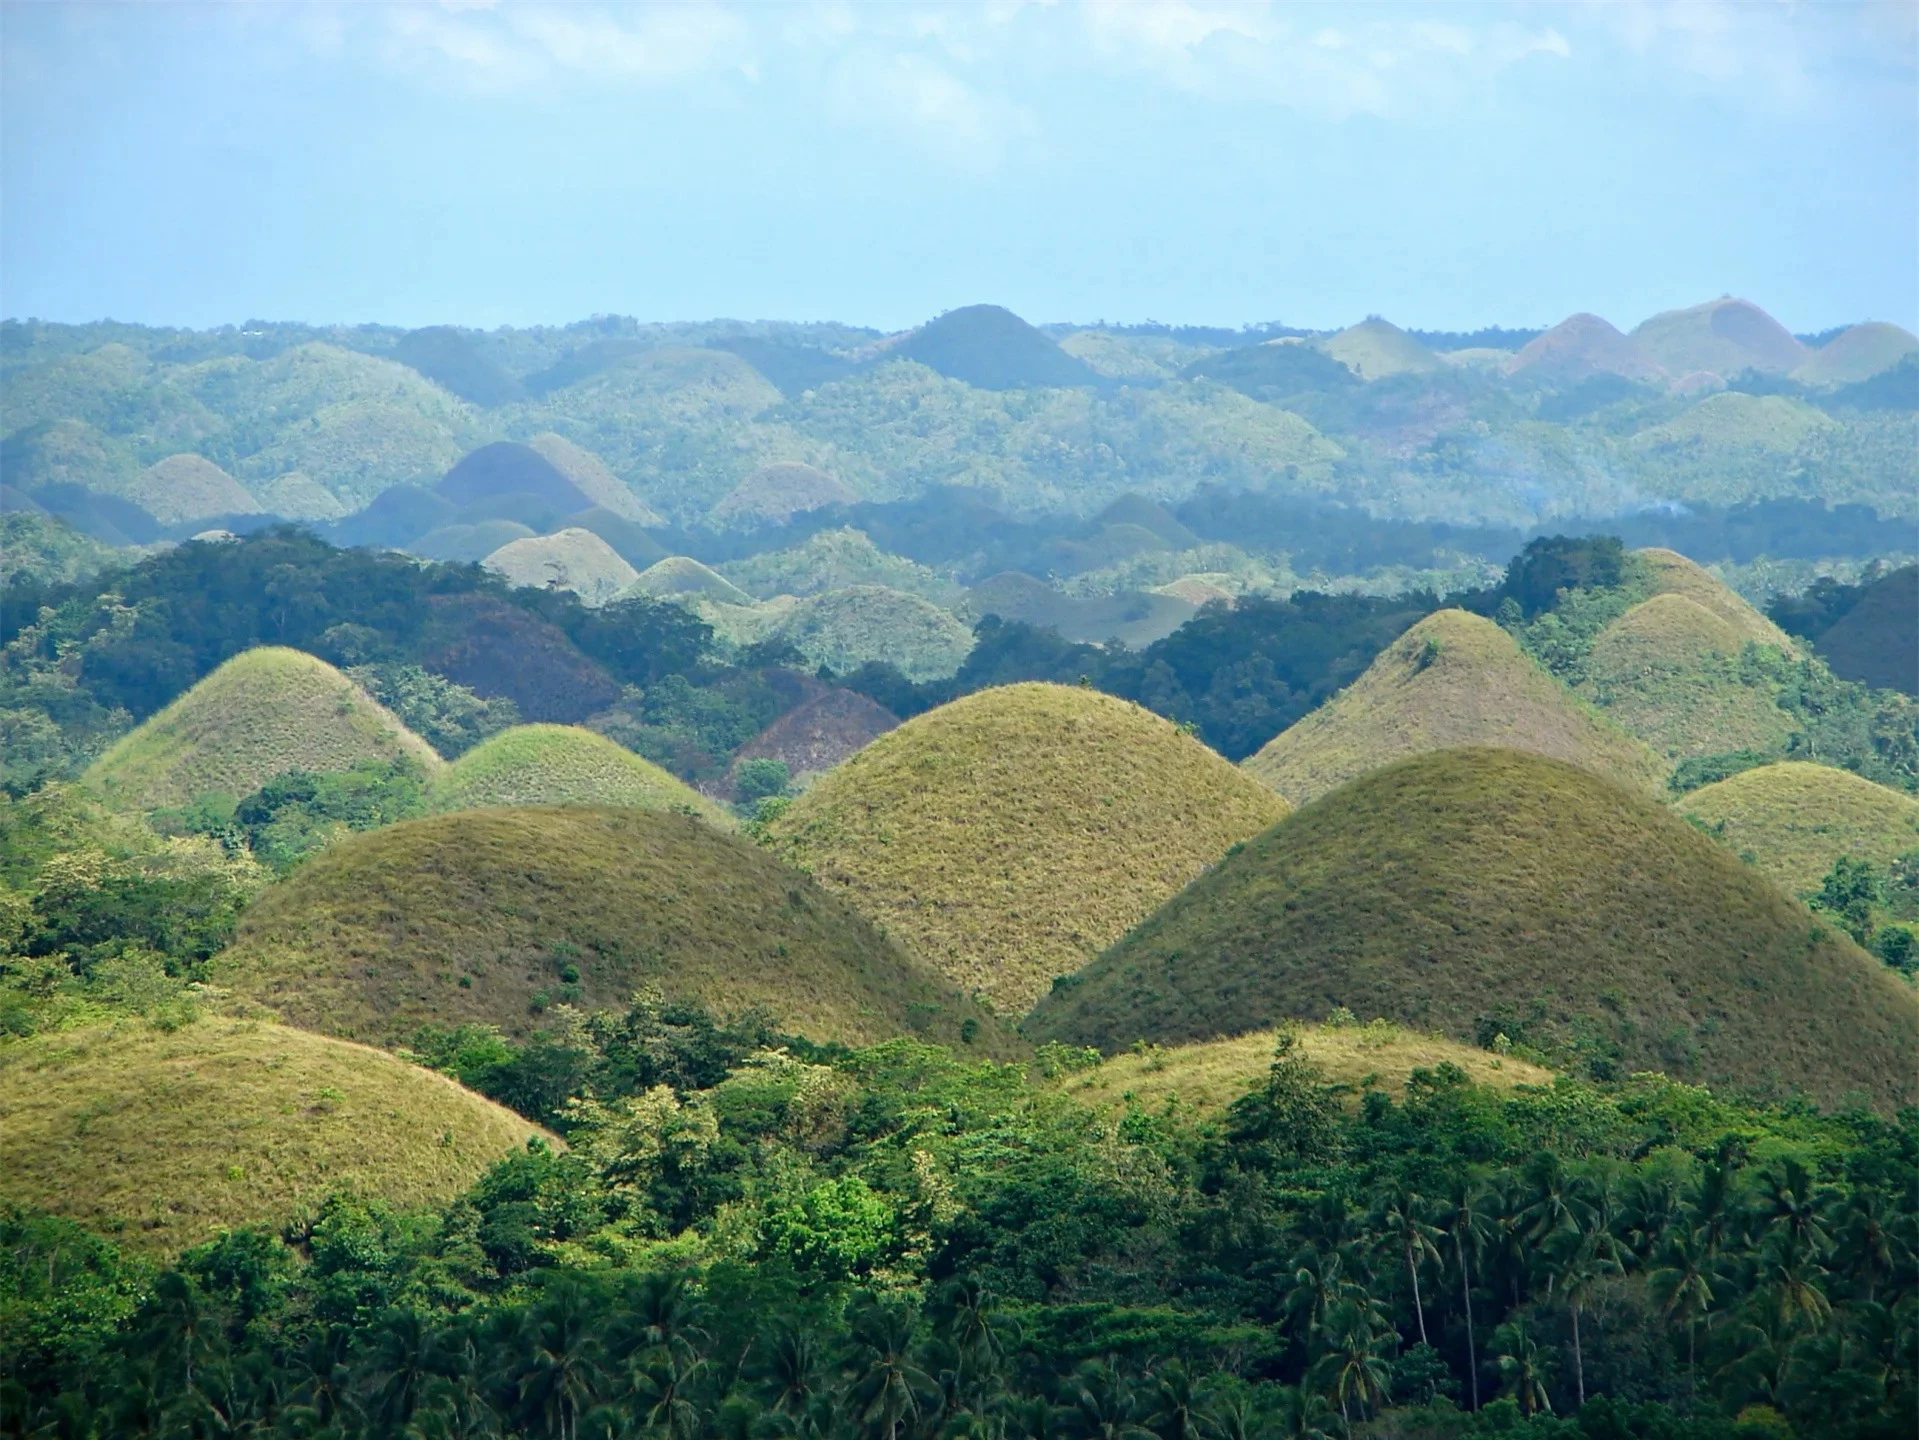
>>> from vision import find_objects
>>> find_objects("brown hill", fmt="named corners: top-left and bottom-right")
top-left (1790, 323), bottom-right (1919, 387)
top-left (1814, 566), bottom-right (1918, 695)
top-left (1506, 313), bottom-right (1665, 384)
top-left (1244, 609), bottom-right (1667, 804)
top-left (729, 688), bottom-right (899, 790)
top-left (1630, 299), bottom-right (1806, 377)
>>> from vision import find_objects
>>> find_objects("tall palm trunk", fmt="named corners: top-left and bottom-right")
top-left (1405, 1241), bottom-right (1428, 1345)
top-left (1456, 1232), bottom-right (1479, 1410)
top-left (1571, 1303), bottom-right (1585, 1407)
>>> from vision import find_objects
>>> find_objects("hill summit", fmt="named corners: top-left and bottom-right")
top-left (1243, 609), bottom-right (1666, 804)
top-left (1630, 298), bottom-right (1806, 377)
top-left (431, 724), bottom-right (730, 826)
top-left (762, 683), bottom-right (1291, 1012)
top-left (84, 647), bottom-right (442, 811)
top-left (1028, 747), bottom-right (1917, 1111)
top-left (895, 305), bottom-right (1100, 390)
top-left (1676, 761), bottom-right (1919, 895)
top-left (1506, 313), bottom-right (1665, 384)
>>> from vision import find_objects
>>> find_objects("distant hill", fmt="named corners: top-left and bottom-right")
top-left (1577, 594), bottom-right (1795, 760)
top-left (126, 454), bottom-right (262, 526)
top-left (762, 683), bottom-right (1291, 1012)
top-left (432, 724), bottom-right (730, 825)
top-left (1636, 548), bottom-right (1799, 651)
top-left (728, 688), bottom-right (899, 791)
top-left (1811, 566), bottom-right (1919, 694)
top-left (392, 326), bottom-right (524, 407)
top-left (1631, 298), bottom-right (1807, 377)
top-left (894, 305), bottom-right (1101, 390)
top-left (1791, 322), bottom-right (1919, 387)
top-left (84, 647), bottom-right (442, 810)
top-left (1028, 747), bottom-right (1918, 1111)
top-left (771, 585), bottom-right (976, 682)
top-left (417, 593), bottom-right (622, 723)
top-left (1243, 609), bottom-right (1666, 804)
top-left (435, 441), bottom-right (594, 514)
top-left (718, 528), bottom-right (959, 604)
top-left (254, 470), bottom-right (347, 521)
top-left (327, 483), bottom-right (457, 549)
top-left (0, 418), bottom-right (139, 499)
top-left (708, 462), bottom-right (858, 529)
top-left (966, 571), bottom-right (1198, 649)
top-left (413, 519), bottom-right (537, 564)
top-left (1313, 319), bottom-right (1444, 380)
top-left (525, 432), bottom-right (664, 524)
top-left (1677, 761), bottom-right (1919, 895)
top-left (213, 805), bottom-right (1004, 1051)
top-left (626, 556), bottom-right (755, 606)
top-left (0, 1016), bottom-right (543, 1256)
top-left (561, 507), bottom-right (668, 569)
top-left (1093, 494), bottom-right (1199, 550)
top-left (1506, 313), bottom-right (1666, 384)
top-left (1180, 339), bottom-right (1361, 402)
top-left (483, 528), bottom-right (640, 607)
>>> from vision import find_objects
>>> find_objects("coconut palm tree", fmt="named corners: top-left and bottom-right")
top-left (845, 1299), bottom-right (938, 1440)
top-left (1436, 1173), bottom-right (1495, 1409)
top-left (1368, 1181), bottom-right (1443, 1346)
top-left (1491, 1319), bottom-right (1552, 1418)
top-left (1648, 1229), bottom-right (1717, 1398)
top-left (511, 1280), bottom-right (606, 1440)
top-left (1306, 1301), bottom-right (1391, 1438)
top-left (1056, 1358), bottom-right (1153, 1440)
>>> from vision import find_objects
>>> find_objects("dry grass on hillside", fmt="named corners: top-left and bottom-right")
top-left (1244, 609), bottom-right (1666, 804)
top-left (0, 1016), bottom-right (544, 1255)
top-left (214, 805), bottom-right (1008, 1054)
top-left (483, 528), bottom-right (639, 607)
top-left (764, 683), bottom-right (1291, 1013)
top-left (625, 557), bottom-right (755, 606)
top-left (1029, 746), bottom-right (1918, 1112)
top-left (1635, 548), bottom-right (1798, 652)
top-left (432, 724), bottom-right (731, 826)
top-left (1677, 761), bottom-right (1919, 895)
top-left (85, 647), bottom-right (443, 811)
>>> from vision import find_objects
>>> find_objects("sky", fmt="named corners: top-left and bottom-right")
top-left (2, 1), bottom-right (1915, 335)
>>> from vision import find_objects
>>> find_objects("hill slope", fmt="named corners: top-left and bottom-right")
top-left (1676, 761), bottom-right (1919, 895)
top-left (432, 724), bottom-right (730, 825)
top-left (770, 585), bottom-right (976, 682)
top-left (127, 454), bottom-right (261, 525)
top-left (1506, 313), bottom-right (1665, 384)
top-left (213, 805), bottom-right (1000, 1051)
top-left (1631, 298), bottom-right (1806, 377)
top-left (482, 527), bottom-right (640, 606)
top-left (1577, 594), bottom-right (1795, 760)
top-left (525, 432), bottom-right (663, 524)
top-left (626, 556), bottom-right (755, 606)
top-left (84, 647), bottom-right (443, 811)
top-left (0, 1017), bottom-right (543, 1255)
top-left (1244, 609), bottom-right (1666, 803)
top-left (1793, 323), bottom-right (1919, 387)
top-left (762, 683), bottom-right (1291, 1012)
top-left (1636, 548), bottom-right (1797, 651)
top-left (708, 462), bottom-right (857, 529)
top-left (1028, 748), bottom-right (1917, 1110)
top-left (1314, 319), bottom-right (1444, 380)
top-left (1813, 566), bottom-right (1918, 695)
top-left (894, 305), bottom-right (1100, 390)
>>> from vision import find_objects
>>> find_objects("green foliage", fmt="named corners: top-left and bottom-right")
top-left (223, 756), bottom-right (431, 871)
top-left (344, 661), bottom-right (519, 757)
top-left (735, 758), bottom-right (792, 806)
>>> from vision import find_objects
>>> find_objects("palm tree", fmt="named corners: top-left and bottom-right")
top-left (758, 1324), bottom-right (826, 1416)
top-left (1260, 1386), bottom-right (1334, 1440)
top-left (1684, 1161), bottom-right (1741, 1261)
top-left (1436, 1173), bottom-right (1495, 1409)
top-left (1491, 1320), bottom-right (1551, 1417)
top-left (512, 1280), bottom-right (606, 1440)
top-left (1520, 1152), bottom-right (1591, 1248)
top-left (631, 1350), bottom-right (706, 1440)
top-left (1306, 1301), bottom-right (1391, 1438)
top-left (1834, 1189), bottom-right (1907, 1305)
top-left (1142, 1361), bottom-right (1211, 1440)
top-left (1648, 1229), bottom-right (1716, 1398)
top-left (1758, 1231), bottom-right (1833, 1334)
top-left (1056, 1358), bottom-right (1153, 1440)
top-left (846, 1299), bottom-right (938, 1440)
top-left (1543, 1227), bottom-right (1618, 1408)
top-left (1753, 1158), bottom-right (1834, 1254)
top-left (369, 1305), bottom-right (454, 1431)
top-left (1368, 1181), bottom-right (1443, 1346)
top-left (143, 1271), bottom-right (216, 1392)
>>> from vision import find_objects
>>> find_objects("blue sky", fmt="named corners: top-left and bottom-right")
top-left (3, 1), bottom-right (1914, 334)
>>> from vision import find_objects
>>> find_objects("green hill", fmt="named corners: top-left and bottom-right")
top-left (1813, 565), bottom-right (1918, 694)
top-left (1028, 747), bottom-right (1918, 1111)
top-left (965, 571), bottom-right (1199, 649)
top-left (431, 724), bottom-right (730, 825)
top-left (770, 585), bottom-right (975, 681)
top-left (1636, 547), bottom-right (1799, 651)
top-left (212, 805), bottom-right (1002, 1051)
top-left (762, 683), bottom-right (1292, 1012)
top-left (1313, 319), bottom-right (1444, 380)
top-left (1244, 609), bottom-right (1666, 804)
top-left (254, 470), bottom-right (347, 521)
top-left (894, 305), bottom-right (1100, 390)
top-left (0, 1016), bottom-right (544, 1255)
top-left (84, 647), bottom-right (443, 811)
top-left (412, 519), bottom-right (537, 563)
top-left (626, 556), bottom-right (754, 606)
top-left (1676, 761), bottom-right (1919, 895)
top-left (561, 508), bottom-right (668, 570)
top-left (719, 528), bottom-right (958, 603)
top-left (526, 432), bottom-right (664, 524)
top-left (707, 462), bottom-right (857, 529)
top-left (1577, 594), bottom-right (1795, 760)
top-left (482, 527), bottom-right (640, 606)
top-left (1630, 298), bottom-right (1807, 377)
top-left (126, 454), bottom-right (261, 525)
top-left (1792, 322), bottom-right (1919, 387)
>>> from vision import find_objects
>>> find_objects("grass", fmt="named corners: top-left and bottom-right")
top-left (1629, 299), bottom-right (1805, 377)
top-left (626, 556), bottom-right (755, 606)
top-left (771, 585), bottom-right (976, 682)
top-left (1792, 323), bottom-right (1919, 387)
top-left (525, 432), bottom-right (663, 525)
top-left (1244, 609), bottom-right (1667, 805)
top-left (431, 724), bottom-right (732, 826)
top-left (708, 462), bottom-right (857, 528)
top-left (1058, 1019), bottom-right (1556, 1119)
top-left (1576, 594), bottom-right (1796, 760)
top-left (212, 804), bottom-right (1009, 1054)
top-left (1313, 319), bottom-right (1443, 380)
top-left (1635, 548), bottom-right (1798, 652)
top-left (763, 683), bottom-right (1292, 1013)
top-left (482, 527), bottom-right (640, 607)
top-left (1676, 761), bottom-right (1919, 895)
top-left (0, 1015), bottom-right (544, 1255)
top-left (84, 647), bottom-right (444, 812)
top-left (1027, 746), bottom-right (1918, 1112)
top-left (1506, 314), bottom-right (1665, 383)
top-left (128, 454), bottom-right (261, 525)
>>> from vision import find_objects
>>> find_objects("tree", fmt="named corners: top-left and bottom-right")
top-left (1491, 1320), bottom-right (1552, 1417)
top-left (1307, 1301), bottom-right (1391, 1437)
top-left (1056, 1358), bottom-right (1153, 1440)
top-left (1368, 1181), bottom-right (1442, 1346)
top-left (1648, 1229), bottom-right (1717, 1398)
top-left (511, 1280), bottom-right (605, 1440)
top-left (1436, 1173), bottom-right (1495, 1409)
top-left (844, 1299), bottom-right (936, 1440)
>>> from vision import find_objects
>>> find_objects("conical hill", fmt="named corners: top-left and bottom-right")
top-left (84, 647), bottom-right (443, 811)
top-left (1243, 610), bottom-right (1665, 804)
top-left (1635, 548), bottom-right (1796, 652)
top-left (212, 805), bottom-right (1004, 1053)
top-left (760, 683), bottom-right (1291, 1012)
top-left (431, 724), bottom-right (731, 825)
top-left (0, 1016), bottom-right (544, 1255)
top-left (1027, 748), bottom-right (1917, 1111)
top-left (1676, 762), bottom-right (1919, 895)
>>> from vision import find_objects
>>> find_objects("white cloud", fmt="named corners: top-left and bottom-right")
top-left (826, 47), bottom-right (1035, 171)
top-left (370, 1), bottom-right (753, 89)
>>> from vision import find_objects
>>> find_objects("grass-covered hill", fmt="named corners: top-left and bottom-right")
top-left (965, 571), bottom-right (1198, 649)
top-left (212, 805), bottom-right (1000, 1051)
top-left (1792, 322), bottom-right (1919, 387)
top-left (1810, 564), bottom-right (1918, 694)
top-left (762, 683), bottom-right (1291, 1012)
top-left (770, 585), bottom-right (976, 682)
top-left (893, 305), bottom-right (1100, 390)
top-left (524, 431), bottom-right (663, 524)
top-left (414, 519), bottom-right (537, 564)
top-left (1243, 609), bottom-right (1666, 804)
top-left (1313, 318), bottom-right (1443, 380)
top-left (482, 527), bottom-right (640, 607)
top-left (434, 440), bottom-right (592, 513)
top-left (1576, 594), bottom-right (1795, 760)
top-left (126, 454), bottom-right (262, 525)
top-left (707, 461), bottom-right (857, 529)
top-left (1028, 747), bottom-right (1919, 1110)
top-left (728, 688), bottom-right (898, 790)
top-left (431, 724), bottom-right (729, 825)
top-left (626, 556), bottom-right (755, 606)
top-left (1057, 1020), bottom-right (1556, 1119)
top-left (1675, 761), bottom-right (1919, 894)
top-left (83, 647), bottom-right (443, 811)
top-left (1505, 313), bottom-right (1664, 384)
top-left (1629, 298), bottom-right (1806, 377)
top-left (1635, 547), bottom-right (1798, 650)
top-left (0, 1016), bottom-right (544, 1255)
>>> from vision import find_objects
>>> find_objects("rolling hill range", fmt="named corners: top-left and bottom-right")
top-left (1576, 594), bottom-right (1795, 760)
top-left (431, 724), bottom-right (730, 824)
top-left (1027, 747), bottom-right (1918, 1110)
top-left (1792, 322), bottom-right (1919, 387)
top-left (761, 683), bottom-right (1291, 1012)
top-left (83, 647), bottom-right (443, 811)
top-left (1676, 761), bottom-right (1919, 895)
top-left (0, 1017), bottom-right (544, 1255)
top-left (212, 805), bottom-right (1002, 1051)
top-left (1243, 609), bottom-right (1666, 804)
top-left (1505, 313), bottom-right (1665, 384)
